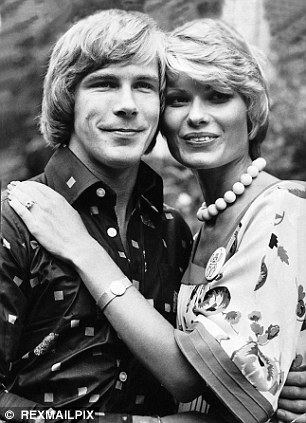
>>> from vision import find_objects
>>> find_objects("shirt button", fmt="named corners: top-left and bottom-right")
top-left (107, 227), bottom-right (117, 237)
top-left (119, 372), bottom-right (127, 382)
top-left (96, 187), bottom-right (106, 198)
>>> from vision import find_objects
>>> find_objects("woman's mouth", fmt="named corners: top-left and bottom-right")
top-left (182, 132), bottom-right (219, 146)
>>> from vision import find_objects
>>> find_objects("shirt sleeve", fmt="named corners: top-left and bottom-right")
top-left (175, 182), bottom-right (306, 423)
top-left (0, 198), bottom-right (42, 418)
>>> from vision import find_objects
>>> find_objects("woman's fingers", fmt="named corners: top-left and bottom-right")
top-left (278, 397), bottom-right (306, 412)
top-left (276, 409), bottom-right (306, 422)
top-left (7, 179), bottom-right (90, 262)
top-left (283, 371), bottom-right (306, 388)
top-left (7, 181), bottom-right (49, 205)
top-left (8, 196), bottom-right (35, 230)
top-left (280, 385), bottom-right (306, 400)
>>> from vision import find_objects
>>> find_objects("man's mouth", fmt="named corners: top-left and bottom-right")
top-left (101, 128), bottom-right (144, 133)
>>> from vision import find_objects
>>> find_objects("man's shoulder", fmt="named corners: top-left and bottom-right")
top-left (1, 172), bottom-right (47, 249)
top-left (30, 172), bottom-right (47, 184)
top-left (162, 203), bottom-right (192, 241)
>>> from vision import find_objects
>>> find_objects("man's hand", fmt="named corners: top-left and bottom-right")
top-left (277, 371), bottom-right (306, 422)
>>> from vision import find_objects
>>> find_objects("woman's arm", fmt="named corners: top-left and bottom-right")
top-left (7, 181), bottom-right (306, 422)
top-left (7, 181), bottom-right (202, 402)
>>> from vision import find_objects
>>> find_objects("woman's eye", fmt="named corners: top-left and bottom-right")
top-left (165, 94), bottom-right (189, 107)
top-left (209, 91), bottom-right (233, 103)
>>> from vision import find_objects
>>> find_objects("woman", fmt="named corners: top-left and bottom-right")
top-left (7, 19), bottom-right (306, 422)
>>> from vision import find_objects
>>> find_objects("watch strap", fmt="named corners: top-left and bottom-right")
top-left (97, 277), bottom-right (133, 312)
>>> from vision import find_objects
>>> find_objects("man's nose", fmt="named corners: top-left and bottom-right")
top-left (113, 87), bottom-right (138, 118)
top-left (187, 97), bottom-right (211, 127)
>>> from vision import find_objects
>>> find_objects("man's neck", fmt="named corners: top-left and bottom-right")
top-left (67, 146), bottom-right (140, 249)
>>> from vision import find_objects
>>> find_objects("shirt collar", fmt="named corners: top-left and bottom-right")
top-left (44, 146), bottom-right (163, 213)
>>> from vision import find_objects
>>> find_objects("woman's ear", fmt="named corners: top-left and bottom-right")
top-left (248, 117), bottom-right (269, 160)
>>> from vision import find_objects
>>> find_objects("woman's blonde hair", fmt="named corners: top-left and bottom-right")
top-left (165, 19), bottom-right (270, 159)
top-left (41, 9), bottom-right (166, 148)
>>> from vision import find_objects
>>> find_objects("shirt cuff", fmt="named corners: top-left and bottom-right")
top-left (174, 323), bottom-right (274, 423)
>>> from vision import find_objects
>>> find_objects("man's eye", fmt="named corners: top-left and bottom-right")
top-left (90, 81), bottom-right (117, 89)
top-left (135, 81), bottom-right (155, 91)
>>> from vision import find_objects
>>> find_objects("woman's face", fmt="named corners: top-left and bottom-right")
top-left (162, 75), bottom-right (250, 170)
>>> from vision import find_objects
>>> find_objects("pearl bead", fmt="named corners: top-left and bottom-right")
top-left (232, 182), bottom-right (245, 195)
top-left (207, 204), bottom-right (218, 216)
top-left (215, 198), bottom-right (227, 211)
top-left (224, 191), bottom-right (236, 203)
top-left (196, 208), bottom-right (205, 220)
top-left (252, 157), bottom-right (266, 171)
top-left (195, 157), bottom-right (266, 222)
top-left (240, 173), bottom-right (253, 186)
top-left (200, 208), bottom-right (211, 221)
top-left (247, 165), bottom-right (259, 178)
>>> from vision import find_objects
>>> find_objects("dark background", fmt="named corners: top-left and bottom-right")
top-left (1, 0), bottom-right (305, 232)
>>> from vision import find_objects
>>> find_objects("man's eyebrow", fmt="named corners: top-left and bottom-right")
top-left (83, 73), bottom-right (117, 83)
top-left (135, 75), bottom-right (159, 84)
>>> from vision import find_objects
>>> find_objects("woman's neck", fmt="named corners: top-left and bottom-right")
top-left (194, 156), bottom-right (253, 205)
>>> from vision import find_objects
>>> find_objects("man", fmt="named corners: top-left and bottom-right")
top-left (0, 9), bottom-right (193, 422)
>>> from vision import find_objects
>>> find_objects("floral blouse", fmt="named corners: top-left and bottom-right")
top-left (175, 181), bottom-right (306, 423)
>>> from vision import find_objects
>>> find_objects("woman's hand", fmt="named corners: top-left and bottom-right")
top-left (277, 371), bottom-right (306, 422)
top-left (7, 181), bottom-right (93, 263)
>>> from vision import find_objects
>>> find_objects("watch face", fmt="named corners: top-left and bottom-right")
top-left (110, 280), bottom-right (126, 296)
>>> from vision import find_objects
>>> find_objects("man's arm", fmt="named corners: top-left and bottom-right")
top-left (0, 199), bottom-right (42, 420)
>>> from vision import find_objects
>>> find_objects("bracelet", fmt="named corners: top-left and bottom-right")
top-left (96, 276), bottom-right (133, 312)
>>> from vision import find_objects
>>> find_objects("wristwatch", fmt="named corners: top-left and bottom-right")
top-left (97, 277), bottom-right (133, 311)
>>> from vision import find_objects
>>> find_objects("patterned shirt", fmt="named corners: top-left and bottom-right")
top-left (0, 146), bottom-right (192, 421)
top-left (176, 181), bottom-right (306, 423)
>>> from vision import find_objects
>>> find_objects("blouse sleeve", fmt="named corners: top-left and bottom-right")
top-left (174, 182), bottom-right (306, 423)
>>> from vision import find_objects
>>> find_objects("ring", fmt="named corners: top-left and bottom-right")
top-left (25, 200), bottom-right (36, 210)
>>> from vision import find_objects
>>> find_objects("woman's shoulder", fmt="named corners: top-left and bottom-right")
top-left (237, 179), bottom-right (306, 236)
top-left (252, 179), bottom-right (306, 209)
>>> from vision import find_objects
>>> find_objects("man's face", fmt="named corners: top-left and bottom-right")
top-left (69, 61), bottom-right (160, 174)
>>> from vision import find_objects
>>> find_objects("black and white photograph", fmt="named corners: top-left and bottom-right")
top-left (0, 1), bottom-right (306, 422)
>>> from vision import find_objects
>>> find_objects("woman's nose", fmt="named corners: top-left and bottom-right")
top-left (113, 87), bottom-right (138, 118)
top-left (187, 97), bottom-right (211, 127)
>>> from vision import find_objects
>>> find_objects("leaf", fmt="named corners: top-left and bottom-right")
top-left (224, 311), bottom-right (241, 325)
top-left (296, 300), bottom-right (305, 318)
top-left (251, 322), bottom-right (264, 335)
top-left (269, 233), bottom-right (278, 249)
top-left (274, 212), bottom-right (285, 226)
top-left (254, 256), bottom-right (268, 291)
top-left (288, 188), bottom-right (306, 199)
top-left (248, 311), bottom-right (262, 321)
top-left (266, 324), bottom-right (280, 340)
top-left (268, 380), bottom-right (280, 395)
top-left (194, 286), bottom-right (231, 316)
top-left (277, 245), bottom-right (289, 265)
top-left (257, 333), bottom-right (269, 346)
top-left (298, 285), bottom-right (305, 301)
